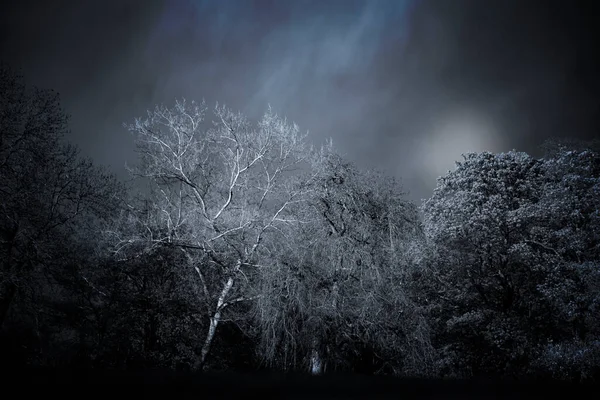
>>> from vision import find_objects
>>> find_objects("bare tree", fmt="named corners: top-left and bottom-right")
top-left (109, 100), bottom-right (316, 370)
top-left (254, 151), bottom-right (434, 375)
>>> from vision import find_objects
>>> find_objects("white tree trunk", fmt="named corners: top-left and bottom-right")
top-left (195, 275), bottom-right (234, 371)
top-left (310, 349), bottom-right (323, 375)
top-left (310, 338), bottom-right (323, 375)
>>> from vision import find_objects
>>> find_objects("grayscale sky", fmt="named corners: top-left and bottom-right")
top-left (1, 0), bottom-right (598, 202)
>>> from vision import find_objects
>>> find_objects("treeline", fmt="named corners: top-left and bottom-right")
top-left (1, 66), bottom-right (599, 381)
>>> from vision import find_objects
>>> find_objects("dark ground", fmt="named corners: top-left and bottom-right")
top-left (2, 368), bottom-right (593, 399)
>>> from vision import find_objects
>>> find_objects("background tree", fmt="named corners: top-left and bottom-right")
top-left (254, 151), bottom-right (434, 375)
top-left (421, 147), bottom-right (600, 379)
top-left (529, 141), bottom-right (600, 380)
top-left (0, 65), bottom-right (122, 365)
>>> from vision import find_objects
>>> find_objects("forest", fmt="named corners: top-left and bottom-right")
top-left (1, 65), bottom-right (599, 385)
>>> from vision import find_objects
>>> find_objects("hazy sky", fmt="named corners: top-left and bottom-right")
top-left (1, 0), bottom-right (598, 201)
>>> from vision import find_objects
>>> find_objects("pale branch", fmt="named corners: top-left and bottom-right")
top-left (220, 294), bottom-right (263, 310)
top-left (144, 127), bottom-right (180, 160)
top-left (194, 265), bottom-right (212, 310)
top-left (213, 156), bottom-right (239, 221)
top-left (207, 220), bottom-right (252, 242)
top-left (81, 275), bottom-right (107, 297)
top-left (525, 239), bottom-right (562, 257)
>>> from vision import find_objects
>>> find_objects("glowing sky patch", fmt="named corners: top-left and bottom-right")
top-left (421, 107), bottom-right (503, 179)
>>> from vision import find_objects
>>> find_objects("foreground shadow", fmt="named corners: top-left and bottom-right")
top-left (5, 368), bottom-right (593, 399)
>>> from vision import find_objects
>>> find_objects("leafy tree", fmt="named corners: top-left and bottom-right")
top-left (421, 147), bottom-right (600, 379)
top-left (530, 141), bottom-right (600, 380)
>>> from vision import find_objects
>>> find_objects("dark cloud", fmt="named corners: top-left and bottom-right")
top-left (1, 0), bottom-right (598, 201)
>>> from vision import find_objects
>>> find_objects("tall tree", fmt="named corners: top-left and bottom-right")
top-left (110, 100), bottom-right (315, 370)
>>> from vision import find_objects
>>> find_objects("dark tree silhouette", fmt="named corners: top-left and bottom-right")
top-left (0, 65), bottom-right (122, 364)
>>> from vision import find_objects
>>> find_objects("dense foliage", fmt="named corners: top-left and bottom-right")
top-left (420, 149), bottom-right (599, 378)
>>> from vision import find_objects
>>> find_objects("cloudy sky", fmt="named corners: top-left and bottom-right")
top-left (1, 0), bottom-right (598, 201)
